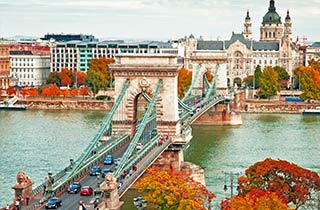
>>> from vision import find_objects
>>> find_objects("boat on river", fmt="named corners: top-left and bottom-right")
top-left (302, 106), bottom-right (320, 115)
top-left (0, 104), bottom-right (27, 110)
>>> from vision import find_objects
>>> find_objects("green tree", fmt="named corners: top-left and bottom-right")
top-left (254, 65), bottom-right (262, 89)
top-left (85, 57), bottom-right (114, 95)
top-left (85, 70), bottom-right (107, 96)
top-left (274, 66), bottom-right (290, 89)
top-left (258, 67), bottom-right (280, 99)
top-left (47, 72), bottom-right (61, 85)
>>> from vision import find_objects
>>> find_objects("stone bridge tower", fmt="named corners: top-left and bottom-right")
top-left (110, 55), bottom-right (183, 142)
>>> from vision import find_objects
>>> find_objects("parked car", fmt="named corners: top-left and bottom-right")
top-left (45, 197), bottom-right (62, 209)
top-left (67, 182), bottom-right (81, 194)
top-left (136, 143), bottom-right (143, 150)
top-left (90, 166), bottom-right (101, 176)
top-left (101, 168), bottom-right (113, 178)
top-left (80, 186), bottom-right (93, 196)
top-left (104, 155), bottom-right (114, 165)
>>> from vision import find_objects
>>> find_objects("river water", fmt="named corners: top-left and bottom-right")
top-left (0, 111), bottom-right (319, 208)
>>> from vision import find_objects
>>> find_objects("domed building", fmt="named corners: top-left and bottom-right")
top-left (184, 0), bottom-right (295, 88)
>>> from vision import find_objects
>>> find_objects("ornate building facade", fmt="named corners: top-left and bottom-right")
top-left (184, 0), bottom-right (294, 87)
top-left (0, 40), bottom-right (11, 91)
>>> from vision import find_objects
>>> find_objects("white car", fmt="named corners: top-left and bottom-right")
top-left (136, 143), bottom-right (143, 150)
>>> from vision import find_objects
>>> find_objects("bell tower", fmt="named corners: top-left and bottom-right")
top-left (243, 10), bottom-right (252, 41)
top-left (284, 10), bottom-right (292, 40)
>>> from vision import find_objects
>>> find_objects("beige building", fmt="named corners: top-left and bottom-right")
top-left (184, 0), bottom-right (294, 87)
top-left (305, 42), bottom-right (320, 64)
top-left (0, 40), bottom-right (11, 91)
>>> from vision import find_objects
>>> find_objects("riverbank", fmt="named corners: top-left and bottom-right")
top-left (241, 100), bottom-right (320, 114)
top-left (16, 97), bottom-right (113, 110)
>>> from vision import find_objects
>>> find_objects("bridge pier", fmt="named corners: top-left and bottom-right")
top-left (194, 103), bottom-right (242, 125)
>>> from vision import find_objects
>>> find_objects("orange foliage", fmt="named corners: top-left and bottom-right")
top-left (6, 86), bottom-right (16, 96)
top-left (42, 87), bottom-right (51, 97)
top-left (70, 88), bottom-right (78, 97)
top-left (135, 167), bottom-right (215, 210)
top-left (60, 89), bottom-right (70, 98)
top-left (205, 70), bottom-right (213, 83)
top-left (59, 68), bottom-right (73, 86)
top-left (76, 71), bottom-right (86, 86)
top-left (221, 189), bottom-right (289, 210)
top-left (29, 88), bottom-right (38, 97)
top-left (41, 85), bottom-right (60, 98)
top-left (238, 158), bottom-right (320, 209)
top-left (20, 86), bottom-right (30, 97)
top-left (79, 86), bottom-right (89, 97)
top-left (178, 67), bottom-right (192, 98)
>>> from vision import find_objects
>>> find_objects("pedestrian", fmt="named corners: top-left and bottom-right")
top-left (93, 199), bottom-right (98, 209)
top-left (26, 196), bottom-right (30, 205)
top-left (5, 204), bottom-right (9, 210)
top-left (15, 199), bottom-right (20, 210)
top-left (78, 200), bottom-right (86, 210)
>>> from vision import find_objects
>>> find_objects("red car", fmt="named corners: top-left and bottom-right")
top-left (80, 186), bottom-right (93, 196)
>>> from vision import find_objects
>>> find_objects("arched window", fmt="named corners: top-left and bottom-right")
top-left (273, 32), bottom-right (276, 37)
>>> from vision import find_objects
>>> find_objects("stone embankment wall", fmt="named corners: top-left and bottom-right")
top-left (241, 100), bottom-right (320, 113)
top-left (18, 98), bottom-right (113, 111)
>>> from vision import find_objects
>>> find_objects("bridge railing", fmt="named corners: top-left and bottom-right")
top-left (118, 136), bottom-right (171, 197)
top-left (41, 134), bottom-right (130, 202)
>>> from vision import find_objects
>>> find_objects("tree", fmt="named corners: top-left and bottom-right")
top-left (294, 60), bottom-right (320, 100)
top-left (85, 57), bottom-right (114, 95)
top-left (76, 71), bottom-right (87, 86)
top-left (178, 67), bottom-right (192, 98)
top-left (238, 158), bottom-right (320, 209)
top-left (50, 84), bottom-right (60, 98)
top-left (79, 86), bottom-right (89, 98)
top-left (274, 66), bottom-right (290, 89)
top-left (60, 89), bottom-right (70, 98)
top-left (20, 86), bottom-right (30, 97)
top-left (258, 67), bottom-right (280, 99)
top-left (254, 65), bottom-right (262, 89)
top-left (42, 87), bottom-right (51, 97)
top-left (59, 68), bottom-right (73, 86)
top-left (221, 189), bottom-right (289, 210)
top-left (47, 72), bottom-right (61, 85)
top-left (6, 86), bottom-right (16, 96)
top-left (243, 75), bottom-right (254, 88)
top-left (70, 88), bottom-right (78, 97)
top-left (29, 88), bottom-right (38, 97)
top-left (135, 167), bottom-right (215, 210)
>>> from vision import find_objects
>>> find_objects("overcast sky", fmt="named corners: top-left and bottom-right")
top-left (0, 0), bottom-right (319, 42)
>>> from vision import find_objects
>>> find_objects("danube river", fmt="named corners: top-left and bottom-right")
top-left (0, 110), bottom-right (319, 207)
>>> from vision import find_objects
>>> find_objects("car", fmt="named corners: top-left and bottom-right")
top-left (90, 166), bottom-right (101, 176)
top-left (67, 182), bottom-right (81, 194)
top-left (101, 168), bottom-right (113, 178)
top-left (136, 143), bottom-right (143, 150)
top-left (80, 186), bottom-right (93, 196)
top-left (104, 155), bottom-right (114, 165)
top-left (114, 158), bottom-right (121, 166)
top-left (45, 197), bottom-right (62, 209)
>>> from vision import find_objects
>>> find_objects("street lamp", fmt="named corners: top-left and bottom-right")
top-left (133, 196), bottom-right (147, 210)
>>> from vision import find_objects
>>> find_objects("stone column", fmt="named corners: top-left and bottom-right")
top-left (12, 171), bottom-right (34, 206)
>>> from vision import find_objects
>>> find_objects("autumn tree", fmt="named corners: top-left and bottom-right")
top-left (238, 158), bottom-right (320, 209)
top-left (47, 72), bottom-right (61, 85)
top-left (79, 86), bottom-right (89, 98)
top-left (50, 84), bottom-right (60, 98)
top-left (20, 86), bottom-right (30, 97)
top-left (6, 86), bottom-right (16, 96)
top-left (29, 88), bottom-right (38, 97)
top-left (59, 68), bottom-right (73, 86)
top-left (76, 71), bottom-right (87, 86)
top-left (274, 66), bottom-right (290, 89)
top-left (135, 167), bottom-right (215, 210)
top-left (243, 75), bottom-right (253, 88)
top-left (258, 67), bottom-right (280, 99)
top-left (294, 60), bottom-right (320, 100)
top-left (221, 189), bottom-right (289, 210)
top-left (41, 87), bottom-right (51, 97)
top-left (70, 88), bottom-right (78, 97)
top-left (60, 89), bottom-right (70, 98)
top-left (85, 57), bottom-right (115, 96)
top-left (178, 67), bottom-right (192, 98)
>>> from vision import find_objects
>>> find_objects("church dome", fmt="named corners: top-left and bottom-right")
top-left (262, 0), bottom-right (282, 24)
